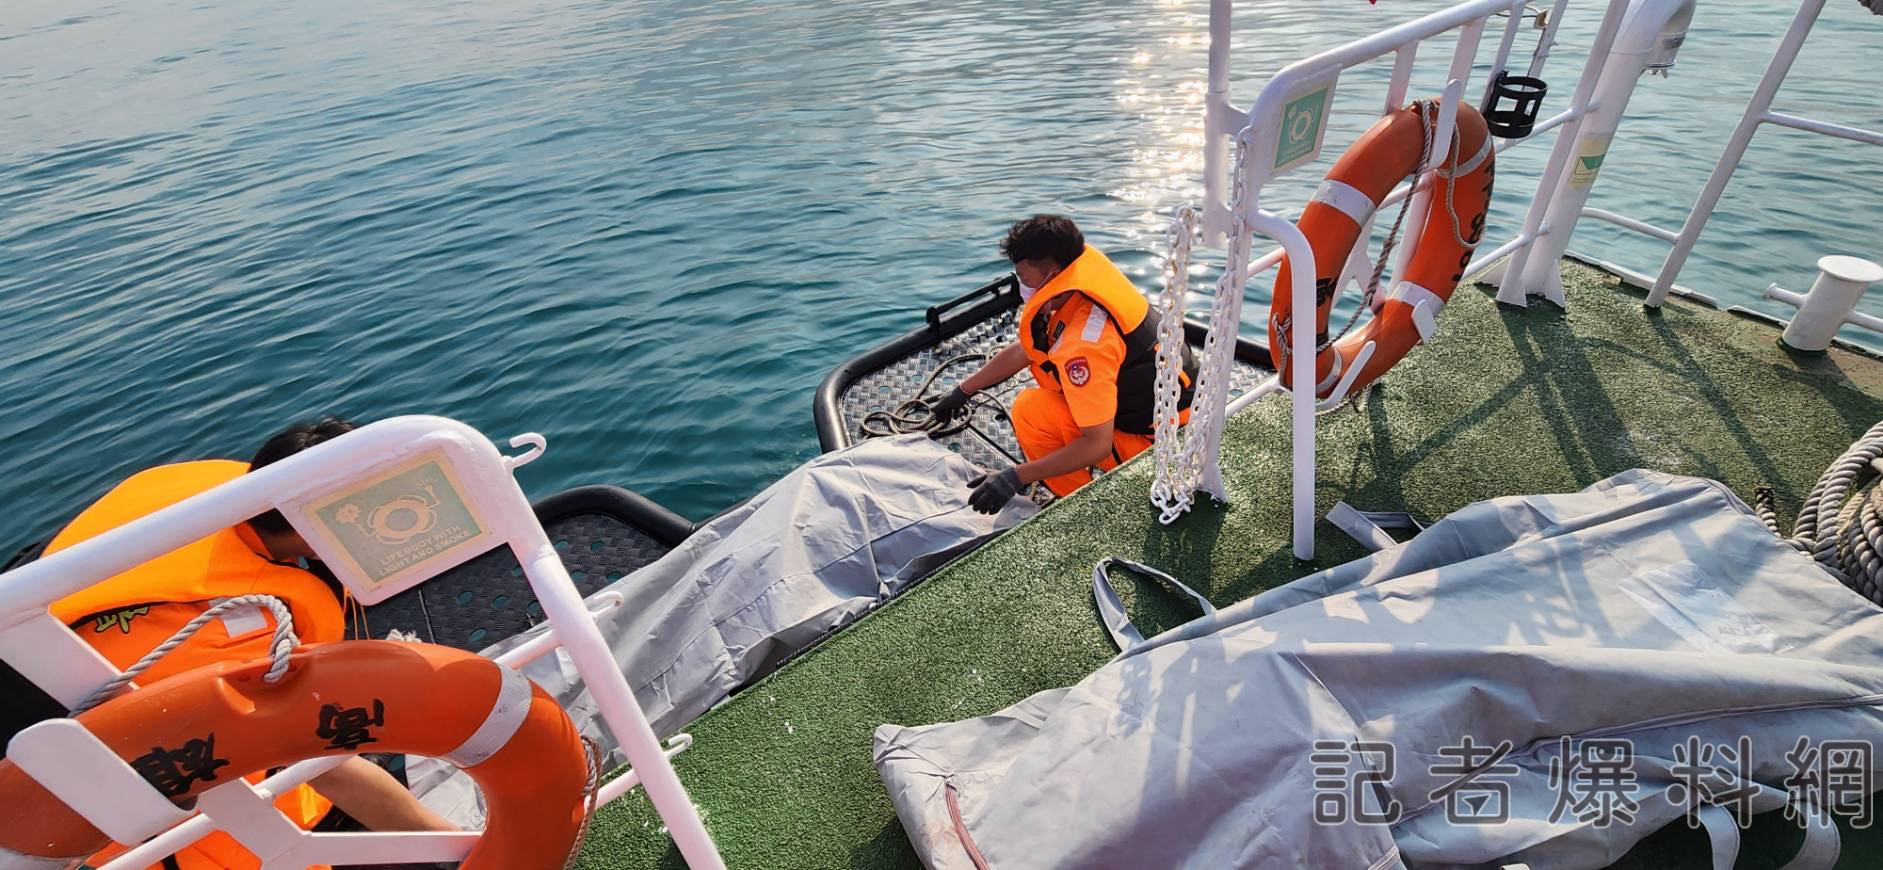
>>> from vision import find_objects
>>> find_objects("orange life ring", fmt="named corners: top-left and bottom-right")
top-left (0, 640), bottom-right (590, 870)
top-left (1267, 100), bottom-right (1496, 396)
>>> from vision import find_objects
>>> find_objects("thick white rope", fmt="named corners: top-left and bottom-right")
top-left (1759, 419), bottom-right (1883, 605)
top-left (71, 594), bottom-right (298, 715)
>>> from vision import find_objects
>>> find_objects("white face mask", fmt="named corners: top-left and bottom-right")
top-left (1017, 278), bottom-right (1038, 302)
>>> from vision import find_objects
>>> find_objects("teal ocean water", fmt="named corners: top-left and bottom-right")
top-left (3, 0), bottom-right (1879, 546)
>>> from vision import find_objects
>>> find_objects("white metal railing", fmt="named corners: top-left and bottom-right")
top-left (1499, 0), bottom-right (1696, 303)
top-left (1158, 0), bottom-right (1639, 558)
top-left (1161, 0), bottom-right (1878, 557)
top-left (0, 417), bottom-right (726, 870)
top-left (1646, 0), bottom-right (1883, 307)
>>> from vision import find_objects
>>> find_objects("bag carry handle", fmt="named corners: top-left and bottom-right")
top-left (1327, 501), bottom-right (1427, 552)
top-left (1092, 557), bottom-right (1217, 651)
top-left (1652, 770), bottom-right (1840, 870)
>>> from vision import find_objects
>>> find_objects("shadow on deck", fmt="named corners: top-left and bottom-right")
top-left (580, 261), bottom-right (1883, 870)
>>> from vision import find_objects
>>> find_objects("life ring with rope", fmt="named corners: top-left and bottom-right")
top-left (0, 640), bottom-right (593, 870)
top-left (1267, 99), bottom-right (1496, 398)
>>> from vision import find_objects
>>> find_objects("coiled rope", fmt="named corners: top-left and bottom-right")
top-left (857, 352), bottom-right (1025, 466)
top-left (1756, 419), bottom-right (1883, 605)
top-left (72, 594), bottom-right (298, 715)
top-left (857, 353), bottom-right (992, 439)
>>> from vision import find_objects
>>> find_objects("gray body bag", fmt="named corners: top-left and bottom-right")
top-left (875, 470), bottom-right (1883, 869)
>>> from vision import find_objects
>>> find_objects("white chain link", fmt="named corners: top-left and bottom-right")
top-left (1151, 125), bottom-right (1256, 524)
top-left (1150, 206), bottom-right (1199, 523)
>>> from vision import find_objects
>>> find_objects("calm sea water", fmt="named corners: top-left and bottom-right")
top-left (3, 0), bottom-right (1879, 546)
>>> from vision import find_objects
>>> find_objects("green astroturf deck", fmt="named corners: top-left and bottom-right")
top-left (578, 261), bottom-right (1883, 869)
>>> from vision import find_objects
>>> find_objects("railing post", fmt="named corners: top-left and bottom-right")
top-left (1480, 1), bottom-right (1531, 107)
top-left (1525, 0), bottom-right (1576, 77)
top-left (1494, 0), bottom-right (1639, 305)
top-left (1249, 211), bottom-right (1321, 560)
top-left (1203, 0), bottom-right (1233, 246)
top-left (1647, 0), bottom-right (1828, 307)
top-left (1508, 0), bottom-right (1695, 305)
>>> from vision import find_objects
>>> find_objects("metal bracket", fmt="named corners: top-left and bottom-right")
top-left (1411, 299), bottom-right (1442, 342)
top-left (1316, 340), bottom-right (1378, 411)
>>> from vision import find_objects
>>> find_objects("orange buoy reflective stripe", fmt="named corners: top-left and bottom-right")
top-left (0, 641), bottom-right (590, 870)
top-left (1266, 101), bottom-right (1496, 397)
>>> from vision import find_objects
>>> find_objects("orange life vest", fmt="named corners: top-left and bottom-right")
top-left (45, 459), bottom-right (347, 870)
top-left (1019, 245), bottom-right (1197, 434)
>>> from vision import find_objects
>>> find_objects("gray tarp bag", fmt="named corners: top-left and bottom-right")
top-left (875, 470), bottom-right (1883, 869)
top-left (413, 434), bottom-right (1036, 822)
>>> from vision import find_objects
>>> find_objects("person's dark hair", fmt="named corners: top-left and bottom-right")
top-left (248, 416), bottom-right (358, 536)
top-left (999, 214), bottom-right (1085, 269)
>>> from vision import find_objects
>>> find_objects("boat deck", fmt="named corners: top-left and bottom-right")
top-left (578, 260), bottom-right (1883, 869)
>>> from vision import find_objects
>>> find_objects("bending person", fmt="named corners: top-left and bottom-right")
top-left (45, 416), bottom-right (453, 870)
top-left (934, 214), bottom-right (1198, 511)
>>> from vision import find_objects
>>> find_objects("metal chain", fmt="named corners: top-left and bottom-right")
top-left (72, 594), bottom-right (298, 715)
top-left (1153, 124), bottom-right (1257, 524)
top-left (856, 352), bottom-right (995, 438)
top-left (1185, 126), bottom-right (1257, 506)
top-left (1150, 205), bottom-right (1199, 522)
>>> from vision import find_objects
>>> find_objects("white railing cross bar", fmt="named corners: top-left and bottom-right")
top-left (1648, 0), bottom-right (1881, 306)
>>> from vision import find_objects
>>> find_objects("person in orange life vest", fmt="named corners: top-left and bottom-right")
top-left (931, 215), bottom-right (1198, 510)
top-left (47, 417), bottom-right (454, 870)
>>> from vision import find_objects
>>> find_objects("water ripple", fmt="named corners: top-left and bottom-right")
top-left (1, 0), bottom-right (1877, 546)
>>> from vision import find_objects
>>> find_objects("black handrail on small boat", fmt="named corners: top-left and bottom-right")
top-left (814, 274), bottom-right (1276, 452)
top-left (814, 275), bottom-right (1026, 451)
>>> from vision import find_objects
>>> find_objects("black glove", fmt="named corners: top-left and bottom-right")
top-left (967, 466), bottom-right (1024, 514)
top-left (928, 386), bottom-right (974, 430)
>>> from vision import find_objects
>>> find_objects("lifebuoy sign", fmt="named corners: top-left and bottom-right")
top-left (288, 449), bottom-right (503, 604)
top-left (1270, 74), bottom-right (1339, 176)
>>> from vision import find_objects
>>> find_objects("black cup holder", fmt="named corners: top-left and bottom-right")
top-left (1483, 72), bottom-right (1548, 138)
